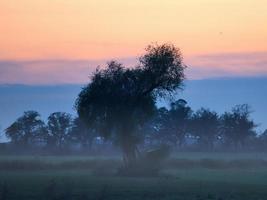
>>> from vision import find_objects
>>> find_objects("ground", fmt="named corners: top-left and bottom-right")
top-left (0, 152), bottom-right (267, 200)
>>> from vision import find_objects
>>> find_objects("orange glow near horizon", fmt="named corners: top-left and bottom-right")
top-left (1, 0), bottom-right (267, 61)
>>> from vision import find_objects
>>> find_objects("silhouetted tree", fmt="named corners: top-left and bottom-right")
top-left (144, 107), bottom-right (170, 146)
top-left (147, 100), bottom-right (191, 148)
top-left (167, 99), bottom-right (192, 148)
top-left (258, 130), bottom-right (267, 151)
top-left (76, 43), bottom-right (186, 167)
top-left (5, 111), bottom-right (46, 147)
top-left (70, 117), bottom-right (96, 150)
top-left (47, 112), bottom-right (73, 149)
top-left (190, 108), bottom-right (220, 150)
top-left (220, 104), bottom-right (257, 150)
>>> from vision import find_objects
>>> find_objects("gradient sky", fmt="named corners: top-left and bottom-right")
top-left (1, 0), bottom-right (267, 84)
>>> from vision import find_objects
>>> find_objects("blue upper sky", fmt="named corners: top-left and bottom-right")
top-left (1, 77), bottom-right (266, 142)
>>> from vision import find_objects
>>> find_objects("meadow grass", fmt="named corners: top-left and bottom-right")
top-left (0, 153), bottom-right (267, 200)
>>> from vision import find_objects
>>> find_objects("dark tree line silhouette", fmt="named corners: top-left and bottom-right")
top-left (3, 102), bottom-right (265, 154)
top-left (1, 43), bottom-right (267, 159)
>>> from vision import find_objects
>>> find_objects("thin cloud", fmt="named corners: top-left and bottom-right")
top-left (0, 58), bottom-right (137, 85)
top-left (0, 52), bottom-right (266, 84)
top-left (186, 52), bottom-right (267, 79)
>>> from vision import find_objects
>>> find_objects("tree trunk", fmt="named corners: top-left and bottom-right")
top-left (122, 142), bottom-right (138, 168)
top-left (119, 117), bottom-right (139, 169)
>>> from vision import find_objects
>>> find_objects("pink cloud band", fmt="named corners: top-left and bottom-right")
top-left (0, 52), bottom-right (267, 84)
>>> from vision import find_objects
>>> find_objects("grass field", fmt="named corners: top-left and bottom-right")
top-left (0, 153), bottom-right (267, 200)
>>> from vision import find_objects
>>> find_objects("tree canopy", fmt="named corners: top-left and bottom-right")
top-left (75, 43), bottom-right (186, 166)
top-left (190, 108), bottom-right (220, 150)
top-left (47, 112), bottom-right (73, 149)
top-left (5, 111), bottom-right (45, 146)
top-left (220, 104), bottom-right (257, 149)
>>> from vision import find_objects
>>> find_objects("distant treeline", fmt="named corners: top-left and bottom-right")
top-left (2, 101), bottom-right (267, 154)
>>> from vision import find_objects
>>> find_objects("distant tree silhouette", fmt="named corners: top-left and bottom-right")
top-left (258, 130), bottom-right (267, 151)
top-left (144, 107), bottom-right (170, 146)
top-left (47, 112), bottom-right (72, 149)
top-left (190, 108), bottom-right (220, 150)
top-left (147, 100), bottom-right (192, 148)
top-left (76, 43), bottom-right (186, 167)
top-left (167, 99), bottom-right (192, 148)
top-left (220, 104), bottom-right (257, 150)
top-left (5, 111), bottom-right (46, 147)
top-left (70, 117), bottom-right (96, 150)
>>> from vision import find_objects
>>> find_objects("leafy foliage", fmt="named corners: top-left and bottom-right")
top-left (5, 111), bottom-right (46, 146)
top-left (220, 104), bottom-right (257, 149)
top-left (190, 108), bottom-right (220, 150)
top-left (47, 112), bottom-right (73, 148)
top-left (70, 117), bottom-right (96, 149)
top-left (75, 43), bottom-right (186, 166)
